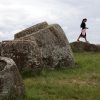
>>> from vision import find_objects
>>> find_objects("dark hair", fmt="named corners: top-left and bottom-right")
top-left (82, 18), bottom-right (87, 22)
top-left (80, 18), bottom-right (87, 28)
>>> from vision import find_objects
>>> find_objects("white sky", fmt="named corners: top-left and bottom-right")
top-left (0, 0), bottom-right (100, 44)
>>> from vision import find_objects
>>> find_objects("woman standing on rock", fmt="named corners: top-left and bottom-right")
top-left (77, 18), bottom-right (88, 42)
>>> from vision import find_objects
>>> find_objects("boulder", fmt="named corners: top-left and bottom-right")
top-left (0, 22), bottom-right (75, 71)
top-left (18, 24), bottom-right (74, 68)
top-left (14, 22), bottom-right (48, 39)
top-left (1, 40), bottom-right (42, 71)
top-left (70, 41), bottom-right (99, 52)
top-left (0, 57), bottom-right (25, 100)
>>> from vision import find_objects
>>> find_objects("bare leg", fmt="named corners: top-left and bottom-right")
top-left (85, 37), bottom-right (88, 43)
top-left (84, 33), bottom-right (88, 42)
top-left (77, 35), bottom-right (81, 41)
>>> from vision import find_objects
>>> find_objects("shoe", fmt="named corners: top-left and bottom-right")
top-left (86, 41), bottom-right (89, 43)
top-left (77, 39), bottom-right (80, 42)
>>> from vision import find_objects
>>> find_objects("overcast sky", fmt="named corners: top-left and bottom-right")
top-left (0, 0), bottom-right (100, 44)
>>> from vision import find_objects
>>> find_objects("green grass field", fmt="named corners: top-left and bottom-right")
top-left (23, 52), bottom-right (100, 100)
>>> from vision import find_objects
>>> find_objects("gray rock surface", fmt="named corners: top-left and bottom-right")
top-left (18, 24), bottom-right (74, 68)
top-left (1, 40), bottom-right (42, 71)
top-left (70, 41), bottom-right (100, 52)
top-left (14, 22), bottom-right (48, 39)
top-left (0, 57), bottom-right (25, 100)
top-left (0, 22), bottom-right (74, 72)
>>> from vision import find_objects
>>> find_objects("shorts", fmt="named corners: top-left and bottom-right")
top-left (80, 29), bottom-right (86, 38)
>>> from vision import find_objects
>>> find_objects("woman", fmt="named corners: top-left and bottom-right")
top-left (77, 18), bottom-right (88, 42)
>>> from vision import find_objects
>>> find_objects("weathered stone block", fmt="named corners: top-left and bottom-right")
top-left (19, 24), bottom-right (74, 68)
top-left (0, 57), bottom-right (25, 100)
top-left (1, 22), bottom-right (75, 71)
top-left (1, 40), bottom-right (42, 71)
top-left (70, 41), bottom-right (100, 52)
top-left (14, 22), bottom-right (48, 39)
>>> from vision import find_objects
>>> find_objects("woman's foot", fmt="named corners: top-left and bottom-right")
top-left (86, 40), bottom-right (89, 43)
top-left (77, 39), bottom-right (80, 42)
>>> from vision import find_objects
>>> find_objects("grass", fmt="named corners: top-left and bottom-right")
top-left (23, 52), bottom-right (100, 100)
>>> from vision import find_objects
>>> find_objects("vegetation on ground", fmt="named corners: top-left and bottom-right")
top-left (23, 52), bottom-right (100, 100)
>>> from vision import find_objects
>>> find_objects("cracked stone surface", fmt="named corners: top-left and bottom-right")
top-left (0, 22), bottom-right (75, 72)
top-left (1, 40), bottom-right (43, 71)
top-left (18, 23), bottom-right (75, 68)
